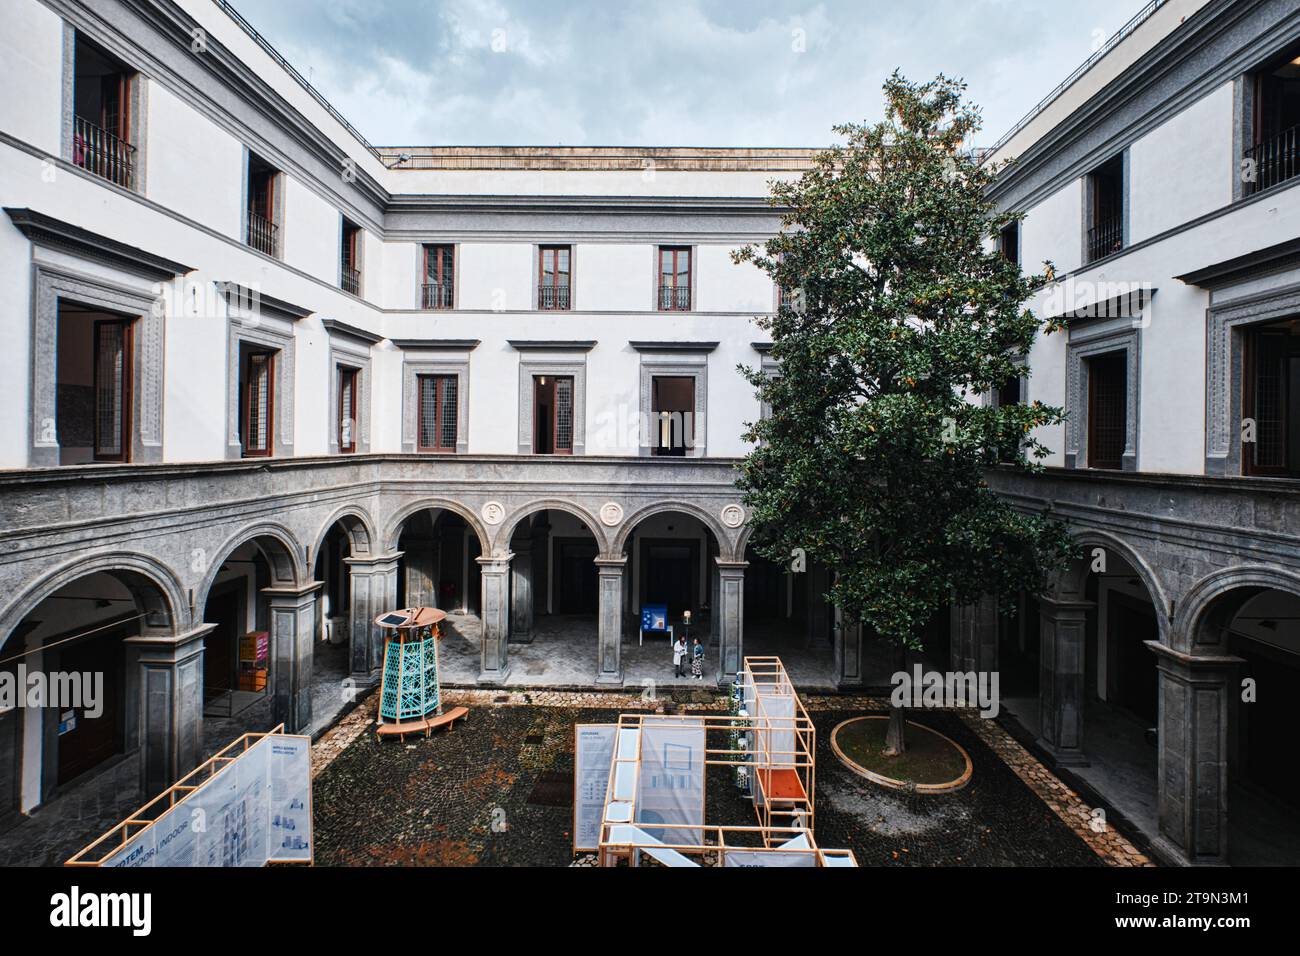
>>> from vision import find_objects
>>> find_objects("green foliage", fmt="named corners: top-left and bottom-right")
top-left (734, 73), bottom-right (1075, 650)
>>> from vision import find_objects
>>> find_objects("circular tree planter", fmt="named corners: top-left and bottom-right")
top-left (830, 716), bottom-right (972, 793)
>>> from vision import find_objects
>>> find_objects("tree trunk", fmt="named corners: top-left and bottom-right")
top-left (883, 644), bottom-right (907, 756)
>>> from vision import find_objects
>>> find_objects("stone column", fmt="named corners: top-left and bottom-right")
top-left (833, 608), bottom-right (866, 689)
top-left (715, 560), bottom-right (746, 684)
top-left (265, 582), bottom-right (321, 734)
top-left (344, 552), bottom-right (401, 684)
top-left (1038, 594), bottom-right (1091, 766)
top-left (510, 536), bottom-right (534, 644)
top-left (532, 518), bottom-right (551, 616)
top-left (1149, 642), bottom-right (1242, 865)
top-left (596, 558), bottom-right (626, 685)
top-left (951, 594), bottom-right (998, 674)
top-left (124, 624), bottom-right (213, 796)
top-left (805, 564), bottom-right (830, 651)
top-left (477, 555), bottom-right (512, 685)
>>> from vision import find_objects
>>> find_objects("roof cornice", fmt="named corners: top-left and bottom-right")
top-left (322, 318), bottom-right (384, 344)
top-left (4, 207), bottom-right (193, 280)
top-left (217, 282), bottom-right (313, 322)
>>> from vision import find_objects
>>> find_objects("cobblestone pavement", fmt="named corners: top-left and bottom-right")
top-left (311, 689), bottom-right (1141, 867)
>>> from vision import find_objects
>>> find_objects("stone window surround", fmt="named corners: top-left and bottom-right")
top-left (328, 344), bottom-right (372, 455)
top-left (1204, 281), bottom-right (1300, 476)
top-left (1064, 321), bottom-right (1140, 472)
top-left (61, 23), bottom-right (149, 195)
top-left (753, 342), bottom-right (778, 423)
top-left (653, 243), bottom-right (696, 311)
top-left (339, 214), bottom-right (364, 297)
top-left (635, 346), bottom-right (712, 458)
top-left (531, 243), bottom-right (576, 311)
top-left (416, 242), bottom-right (460, 310)
top-left (240, 147), bottom-right (287, 261)
top-left (1079, 149), bottom-right (1130, 266)
top-left (401, 351), bottom-right (472, 455)
top-left (512, 344), bottom-right (591, 455)
top-left (225, 316), bottom-right (296, 460)
top-left (30, 265), bottom-right (165, 468)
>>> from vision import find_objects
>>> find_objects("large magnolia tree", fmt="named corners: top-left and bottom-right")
top-left (735, 73), bottom-right (1074, 755)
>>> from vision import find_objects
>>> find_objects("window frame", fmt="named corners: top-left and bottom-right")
top-left (421, 244), bottom-right (456, 310)
top-left (656, 246), bottom-right (693, 311)
top-left (1082, 152), bottom-right (1127, 265)
top-left (415, 373), bottom-right (459, 453)
top-left (537, 245), bottom-right (572, 311)
top-left (340, 220), bottom-right (362, 295)
top-left (91, 317), bottom-right (134, 463)
top-left (337, 365), bottom-right (359, 454)
top-left (240, 348), bottom-right (276, 458)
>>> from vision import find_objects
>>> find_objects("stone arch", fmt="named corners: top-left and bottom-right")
top-left (383, 499), bottom-right (491, 556)
top-left (0, 551), bottom-right (187, 651)
top-left (1053, 528), bottom-right (1171, 640)
top-left (499, 499), bottom-right (607, 553)
top-left (311, 505), bottom-right (376, 561)
top-left (610, 500), bottom-right (732, 558)
top-left (1173, 565), bottom-right (1300, 654)
top-left (196, 521), bottom-right (303, 613)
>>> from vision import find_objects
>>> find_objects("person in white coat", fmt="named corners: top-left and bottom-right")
top-left (672, 636), bottom-right (687, 678)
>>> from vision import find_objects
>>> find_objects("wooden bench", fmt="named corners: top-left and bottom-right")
top-left (375, 705), bottom-right (469, 742)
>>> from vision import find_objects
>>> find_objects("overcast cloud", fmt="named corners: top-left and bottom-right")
top-left (229, 0), bottom-right (1147, 149)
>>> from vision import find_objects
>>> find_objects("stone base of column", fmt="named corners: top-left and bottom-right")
top-left (476, 663), bottom-right (512, 687)
top-left (1036, 738), bottom-right (1091, 768)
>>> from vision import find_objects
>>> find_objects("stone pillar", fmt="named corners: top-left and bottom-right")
top-left (951, 594), bottom-right (998, 674)
top-left (1149, 642), bottom-right (1242, 865)
top-left (510, 536), bottom-right (534, 644)
top-left (716, 560), bottom-right (746, 684)
top-left (265, 582), bottom-right (321, 734)
top-left (833, 608), bottom-right (866, 689)
top-left (532, 519), bottom-right (551, 616)
top-left (1038, 594), bottom-right (1091, 766)
top-left (709, 562), bottom-right (721, 649)
top-left (344, 552), bottom-right (402, 683)
top-left (403, 535), bottom-right (438, 610)
top-left (124, 624), bottom-right (212, 797)
top-left (596, 558), bottom-right (626, 685)
top-left (477, 555), bottom-right (512, 685)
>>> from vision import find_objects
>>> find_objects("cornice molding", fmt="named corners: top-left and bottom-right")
top-left (1176, 237), bottom-right (1300, 289)
top-left (629, 341), bottom-right (720, 353)
top-left (321, 318), bottom-right (383, 344)
top-left (390, 338), bottom-right (481, 351)
top-left (508, 340), bottom-right (597, 352)
top-left (217, 281), bottom-right (312, 322)
top-left (4, 206), bottom-right (193, 280)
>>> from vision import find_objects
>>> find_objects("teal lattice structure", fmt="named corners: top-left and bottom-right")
top-left (379, 627), bottom-right (441, 722)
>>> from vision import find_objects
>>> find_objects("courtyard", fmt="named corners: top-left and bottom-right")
top-left (309, 688), bottom-right (1150, 867)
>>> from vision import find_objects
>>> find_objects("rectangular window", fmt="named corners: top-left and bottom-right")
top-left (651, 375), bottom-right (695, 456)
top-left (417, 374), bottom-right (458, 452)
top-left (999, 222), bottom-right (1020, 265)
top-left (533, 375), bottom-right (574, 454)
top-left (92, 319), bottom-right (132, 462)
top-left (338, 366), bottom-right (358, 453)
top-left (1244, 324), bottom-right (1300, 476)
top-left (993, 373), bottom-right (1022, 464)
top-left (72, 34), bottom-right (136, 190)
top-left (247, 153), bottom-right (280, 257)
top-left (241, 350), bottom-right (275, 457)
top-left (1087, 352), bottom-right (1126, 470)
top-left (341, 221), bottom-right (362, 295)
top-left (1246, 43), bottom-right (1300, 195)
top-left (538, 245), bottom-right (572, 310)
top-left (422, 245), bottom-right (455, 309)
top-left (658, 247), bottom-right (692, 311)
top-left (1085, 156), bottom-right (1124, 264)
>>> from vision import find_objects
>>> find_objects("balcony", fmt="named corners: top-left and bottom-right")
top-left (246, 211), bottom-right (278, 257)
top-left (421, 282), bottom-right (454, 309)
top-left (538, 283), bottom-right (571, 310)
top-left (658, 284), bottom-right (691, 311)
top-left (1086, 214), bottom-right (1123, 264)
top-left (341, 267), bottom-right (360, 295)
top-left (72, 115), bottom-right (135, 190)
top-left (1245, 125), bottom-right (1300, 196)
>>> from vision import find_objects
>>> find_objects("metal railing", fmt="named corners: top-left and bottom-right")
top-left (421, 282), bottom-right (454, 309)
top-left (1245, 124), bottom-right (1300, 195)
top-left (341, 267), bottom-right (360, 295)
top-left (1086, 214), bottom-right (1124, 263)
top-left (246, 211), bottom-right (278, 257)
top-left (658, 285), bottom-right (691, 311)
top-left (538, 284), bottom-right (571, 310)
top-left (73, 115), bottom-right (136, 190)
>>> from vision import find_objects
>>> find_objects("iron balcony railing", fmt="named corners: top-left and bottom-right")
top-left (246, 211), bottom-right (278, 257)
top-left (73, 115), bottom-right (136, 190)
top-left (658, 284), bottom-right (691, 311)
top-left (538, 283), bottom-right (571, 310)
top-left (1245, 124), bottom-right (1300, 196)
top-left (1086, 214), bottom-right (1124, 264)
top-left (341, 267), bottom-right (360, 295)
top-left (421, 282), bottom-right (454, 309)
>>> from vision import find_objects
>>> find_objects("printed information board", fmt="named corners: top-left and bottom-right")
top-left (573, 724), bottom-right (617, 853)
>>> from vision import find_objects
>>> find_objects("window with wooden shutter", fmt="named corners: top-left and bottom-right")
top-left (1087, 352), bottom-right (1126, 470)
top-left (93, 318), bottom-right (132, 462)
top-left (243, 351), bottom-right (275, 457)
top-left (657, 247), bottom-right (691, 311)
top-left (417, 374), bottom-right (458, 452)
top-left (1244, 324), bottom-right (1300, 476)
top-left (338, 367), bottom-right (358, 453)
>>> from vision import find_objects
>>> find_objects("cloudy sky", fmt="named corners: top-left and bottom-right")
top-left (231, 0), bottom-right (1146, 149)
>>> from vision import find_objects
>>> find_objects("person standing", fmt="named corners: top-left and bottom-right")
top-left (691, 638), bottom-right (704, 680)
top-left (672, 635), bottom-right (687, 678)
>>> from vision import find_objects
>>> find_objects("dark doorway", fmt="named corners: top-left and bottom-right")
top-left (641, 538), bottom-right (699, 617)
top-left (1231, 632), bottom-right (1300, 810)
top-left (1107, 592), bottom-right (1158, 725)
top-left (204, 583), bottom-right (243, 705)
top-left (556, 539), bottom-right (598, 614)
top-left (55, 623), bottom-right (126, 786)
top-left (533, 375), bottom-right (574, 455)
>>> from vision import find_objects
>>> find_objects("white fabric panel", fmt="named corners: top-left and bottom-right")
top-left (637, 716), bottom-right (705, 846)
top-left (607, 824), bottom-right (699, 868)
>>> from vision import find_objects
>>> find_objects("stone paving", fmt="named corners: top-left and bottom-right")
top-left (309, 688), bottom-right (1143, 867)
